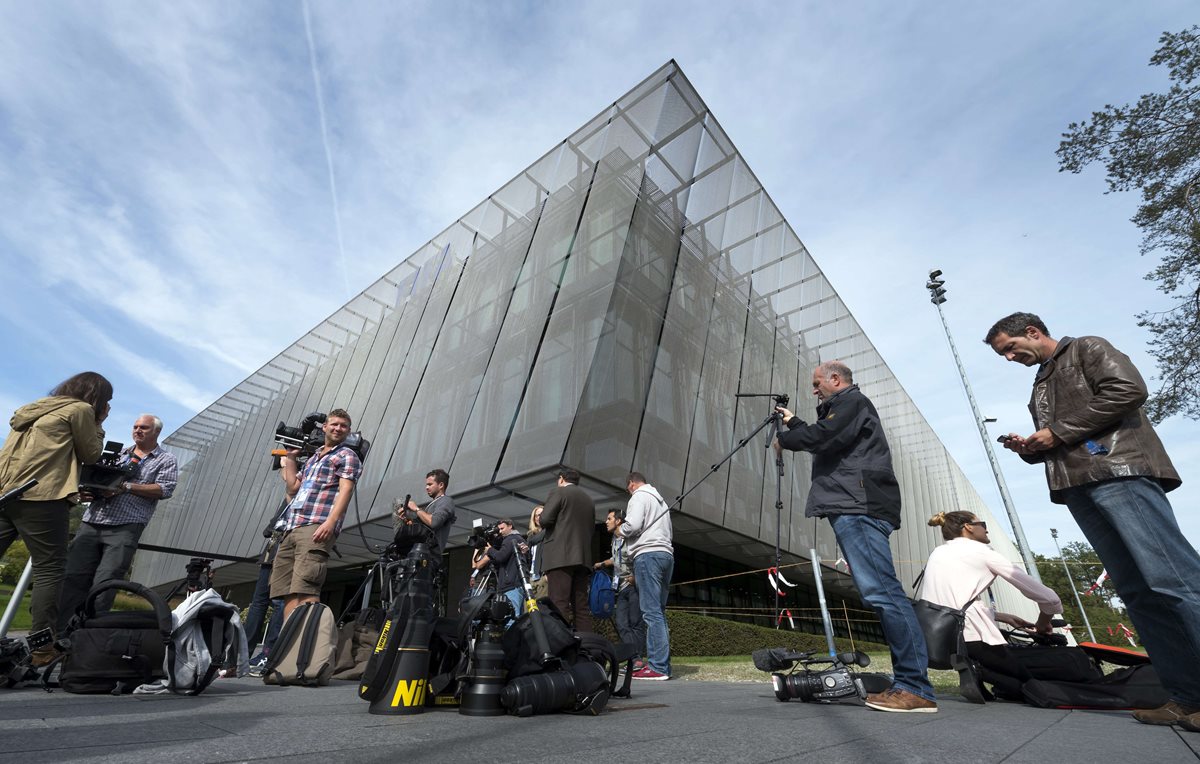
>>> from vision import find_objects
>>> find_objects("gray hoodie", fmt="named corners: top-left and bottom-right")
top-left (620, 484), bottom-right (673, 558)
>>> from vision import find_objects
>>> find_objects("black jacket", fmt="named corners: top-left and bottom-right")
top-left (776, 384), bottom-right (902, 528)
top-left (486, 531), bottom-right (528, 593)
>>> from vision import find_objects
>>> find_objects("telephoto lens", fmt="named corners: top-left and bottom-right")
top-left (500, 661), bottom-right (610, 716)
top-left (459, 624), bottom-right (507, 716)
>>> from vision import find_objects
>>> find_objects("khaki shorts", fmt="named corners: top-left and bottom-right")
top-left (269, 524), bottom-right (334, 598)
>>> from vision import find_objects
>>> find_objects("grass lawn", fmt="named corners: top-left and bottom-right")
top-left (0, 583), bottom-right (34, 631)
top-left (1, 582), bottom-right (151, 635)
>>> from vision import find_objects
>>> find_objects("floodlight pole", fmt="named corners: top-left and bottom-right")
top-left (1051, 528), bottom-right (1096, 642)
top-left (925, 269), bottom-right (1042, 582)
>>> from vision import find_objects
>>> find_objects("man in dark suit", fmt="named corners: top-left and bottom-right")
top-left (539, 467), bottom-right (595, 632)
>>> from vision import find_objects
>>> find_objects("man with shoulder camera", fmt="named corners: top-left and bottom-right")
top-left (775, 361), bottom-right (937, 713)
top-left (273, 408), bottom-right (362, 622)
top-left (471, 518), bottom-right (527, 618)
top-left (58, 414), bottom-right (178, 631)
top-left (394, 468), bottom-right (457, 557)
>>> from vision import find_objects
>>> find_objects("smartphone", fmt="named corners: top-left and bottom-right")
top-left (996, 435), bottom-right (1013, 444)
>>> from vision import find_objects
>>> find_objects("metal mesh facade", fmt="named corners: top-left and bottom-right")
top-left (138, 61), bottom-right (1034, 618)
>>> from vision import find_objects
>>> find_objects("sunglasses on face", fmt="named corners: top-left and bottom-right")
top-left (969, 521), bottom-right (988, 530)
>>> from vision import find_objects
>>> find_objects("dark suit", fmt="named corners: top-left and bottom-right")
top-left (539, 481), bottom-right (595, 631)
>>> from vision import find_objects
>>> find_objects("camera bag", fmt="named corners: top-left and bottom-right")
top-left (48, 580), bottom-right (172, 694)
top-left (262, 601), bottom-right (338, 686)
top-left (1021, 663), bottom-right (1168, 709)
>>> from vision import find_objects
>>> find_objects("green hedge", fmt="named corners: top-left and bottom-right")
top-left (594, 610), bottom-right (888, 656)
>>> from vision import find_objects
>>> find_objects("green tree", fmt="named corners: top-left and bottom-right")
top-left (1034, 542), bottom-right (1139, 648)
top-left (1057, 26), bottom-right (1200, 422)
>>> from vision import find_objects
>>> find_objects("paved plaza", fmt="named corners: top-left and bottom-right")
top-left (1, 675), bottom-right (1198, 763)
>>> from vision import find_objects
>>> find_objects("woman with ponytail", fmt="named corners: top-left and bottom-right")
top-left (922, 510), bottom-right (1062, 702)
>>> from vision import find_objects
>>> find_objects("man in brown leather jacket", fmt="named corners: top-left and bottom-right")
top-left (986, 312), bottom-right (1200, 730)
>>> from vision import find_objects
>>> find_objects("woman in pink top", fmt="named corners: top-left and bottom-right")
top-left (923, 510), bottom-right (1062, 703)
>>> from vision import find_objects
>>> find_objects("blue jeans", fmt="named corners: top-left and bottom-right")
top-left (633, 551), bottom-right (673, 676)
top-left (1062, 477), bottom-right (1200, 707)
top-left (829, 514), bottom-right (935, 702)
top-left (245, 565), bottom-right (285, 656)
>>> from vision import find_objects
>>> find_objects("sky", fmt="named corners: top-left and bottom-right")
top-left (1, 1), bottom-right (1196, 559)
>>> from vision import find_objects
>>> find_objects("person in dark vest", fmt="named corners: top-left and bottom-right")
top-left (538, 467), bottom-right (595, 632)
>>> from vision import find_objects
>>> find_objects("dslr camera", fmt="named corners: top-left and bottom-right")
top-left (753, 647), bottom-right (871, 703)
top-left (466, 518), bottom-right (504, 552)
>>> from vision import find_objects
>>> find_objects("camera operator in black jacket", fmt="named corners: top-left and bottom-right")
top-left (471, 518), bottom-right (527, 621)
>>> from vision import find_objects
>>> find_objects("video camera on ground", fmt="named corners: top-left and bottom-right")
top-left (271, 411), bottom-right (371, 466)
top-left (78, 441), bottom-right (137, 492)
top-left (0, 628), bottom-right (52, 688)
top-left (753, 647), bottom-right (870, 702)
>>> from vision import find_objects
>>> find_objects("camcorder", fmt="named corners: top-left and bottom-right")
top-left (271, 411), bottom-right (371, 467)
top-left (185, 558), bottom-right (214, 593)
top-left (78, 441), bottom-right (137, 493)
top-left (753, 647), bottom-right (871, 702)
top-left (0, 628), bottom-right (52, 688)
top-left (466, 518), bottom-right (504, 552)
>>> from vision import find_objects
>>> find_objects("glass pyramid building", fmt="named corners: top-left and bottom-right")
top-left (138, 61), bottom-right (1030, 625)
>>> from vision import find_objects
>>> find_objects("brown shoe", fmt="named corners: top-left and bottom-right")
top-left (865, 688), bottom-right (938, 713)
top-left (1132, 701), bottom-right (1200, 726)
top-left (29, 645), bottom-right (57, 668)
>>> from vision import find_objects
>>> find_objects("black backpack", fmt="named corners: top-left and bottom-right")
top-left (48, 580), bottom-right (173, 694)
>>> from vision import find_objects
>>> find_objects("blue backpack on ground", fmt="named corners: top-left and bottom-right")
top-left (589, 570), bottom-right (615, 619)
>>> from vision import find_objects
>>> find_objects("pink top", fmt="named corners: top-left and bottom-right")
top-left (921, 537), bottom-right (1062, 645)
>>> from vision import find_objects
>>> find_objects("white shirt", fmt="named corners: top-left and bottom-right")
top-left (921, 537), bottom-right (1062, 645)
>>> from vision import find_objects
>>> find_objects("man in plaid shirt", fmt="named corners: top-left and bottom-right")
top-left (271, 408), bottom-right (362, 622)
top-left (59, 414), bottom-right (178, 629)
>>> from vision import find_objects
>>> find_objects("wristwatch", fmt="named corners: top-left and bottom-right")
top-left (122, 482), bottom-right (132, 493)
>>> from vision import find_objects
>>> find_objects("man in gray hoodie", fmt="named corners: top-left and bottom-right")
top-left (619, 472), bottom-right (672, 680)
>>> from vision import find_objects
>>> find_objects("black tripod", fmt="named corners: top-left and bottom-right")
top-left (672, 393), bottom-right (792, 628)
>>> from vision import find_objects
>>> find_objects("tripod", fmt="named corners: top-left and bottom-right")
top-left (672, 393), bottom-right (792, 627)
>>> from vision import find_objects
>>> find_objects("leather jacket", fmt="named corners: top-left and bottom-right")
top-left (1024, 335), bottom-right (1180, 503)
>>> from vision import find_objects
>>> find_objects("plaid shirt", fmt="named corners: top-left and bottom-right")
top-left (83, 445), bottom-right (178, 526)
top-left (281, 443), bottom-right (362, 533)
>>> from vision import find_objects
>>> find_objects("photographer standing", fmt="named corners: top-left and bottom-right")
top-left (394, 468), bottom-right (457, 557)
top-left (775, 361), bottom-right (937, 713)
top-left (472, 518), bottom-right (526, 618)
top-left (273, 408), bottom-right (362, 622)
top-left (58, 414), bottom-right (178, 631)
top-left (0, 372), bottom-right (111, 646)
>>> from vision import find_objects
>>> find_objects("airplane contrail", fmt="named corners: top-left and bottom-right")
top-left (302, 0), bottom-right (351, 297)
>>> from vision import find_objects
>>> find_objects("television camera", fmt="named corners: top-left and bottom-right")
top-left (753, 647), bottom-right (870, 702)
top-left (466, 518), bottom-right (505, 552)
top-left (78, 441), bottom-right (137, 493)
top-left (271, 411), bottom-right (370, 465)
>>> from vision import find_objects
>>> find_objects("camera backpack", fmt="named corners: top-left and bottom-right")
top-left (262, 601), bottom-right (338, 686)
top-left (47, 580), bottom-right (172, 694)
